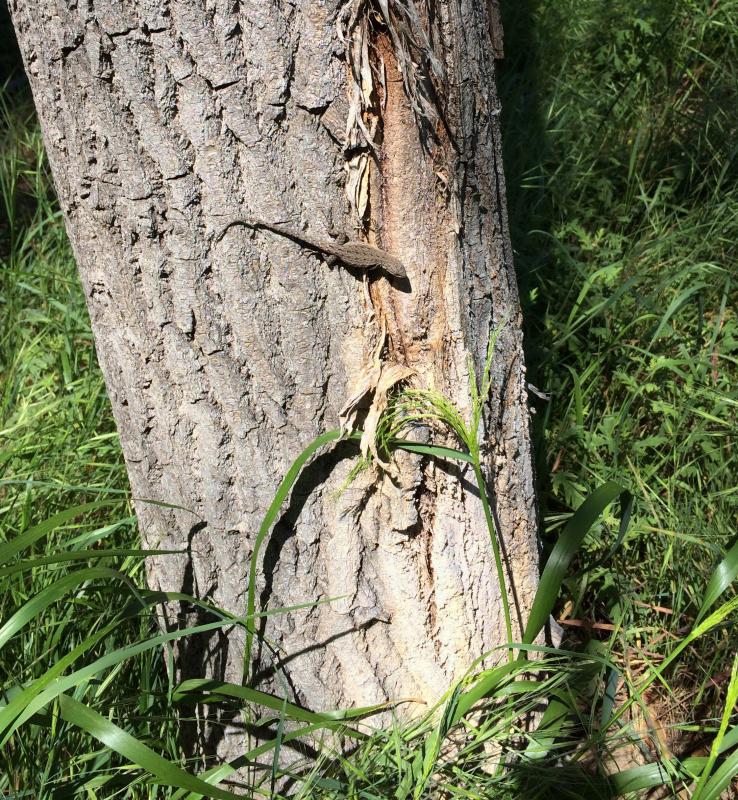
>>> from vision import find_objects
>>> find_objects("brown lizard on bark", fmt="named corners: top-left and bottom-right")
top-left (215, 218), bottom-right (407, 280)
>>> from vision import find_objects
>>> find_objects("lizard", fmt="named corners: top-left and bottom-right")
top-left (215, 218), bottom-right (408, 280)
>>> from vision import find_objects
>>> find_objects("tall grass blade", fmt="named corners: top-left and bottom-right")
top-left (56, 693), bottom-right (239, 799)
top-left (523, 482), bottom-right (631, 644)
top-left (173, 678), bottom-right (395, 737)
top-left (696, 538), bottom-right (738, 623)
top-left (692, 654), bottom-right (738, 800)
top-left (0, 501), bottom-right (119, 566)
top-left (1, 616), bottom-right (238, 743)
top-left (0, 566), bottom-right (141, 650)
top-left (244, 429), bottom-right (342, 681)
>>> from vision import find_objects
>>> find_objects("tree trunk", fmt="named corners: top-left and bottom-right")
top-left (11, 0), bottom-right (539, 762)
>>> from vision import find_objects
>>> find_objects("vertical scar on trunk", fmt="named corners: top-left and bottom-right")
top-left (370, 28), bottom-right (458, 387)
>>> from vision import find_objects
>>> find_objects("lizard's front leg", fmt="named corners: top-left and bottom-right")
top-left (324, 228), bottom-right (349, 268)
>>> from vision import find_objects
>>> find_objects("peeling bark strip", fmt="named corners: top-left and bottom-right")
top-left (11, 0), bottom-right (538, 761)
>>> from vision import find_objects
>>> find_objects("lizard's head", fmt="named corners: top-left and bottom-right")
top-left (382, 254), bottom-right (408, 280)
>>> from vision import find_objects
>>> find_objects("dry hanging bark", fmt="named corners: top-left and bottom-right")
top-left (11, 0), bottom-right (540, 763)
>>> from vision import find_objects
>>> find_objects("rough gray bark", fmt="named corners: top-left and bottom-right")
top-left (11, 0), bottom-right (539, 763)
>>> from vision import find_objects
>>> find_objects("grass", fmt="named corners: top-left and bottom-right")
top-left (0, 88), bottom-right (183, 795)
top-left (1, 0), bottom-right (737, 796)
top-left (500, 0), bottom-right (737, 755)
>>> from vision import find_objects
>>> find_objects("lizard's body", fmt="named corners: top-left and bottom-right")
top-left (216, 218), bottom-right (407, 280)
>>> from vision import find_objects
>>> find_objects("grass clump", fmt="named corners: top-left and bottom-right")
top-left (500, 0), bottom-right (738, 761)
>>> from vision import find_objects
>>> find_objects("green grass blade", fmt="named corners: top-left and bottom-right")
top-left (0, 617), bottom-right (128, 740)
top-left (388, 439), bottom-right (473, 463)
top-left (0, 566), bottom-right (138, 650)
top-left (714, 723), bottom-right (738, 755)
top-left (699, 748), bottom-right (738, 800)
top-left (599, 667), bottom-right (620, 728)
top-left (647, 282), bottom-right (708, 348)
top-left (450, 660), bottom-right (522, 725)
top-left (244, 429), bottom-right (343, 681)
top-left (608, 761), bottom-right (682, 795)
top-left (0, 502), bottom-right (119, 566)
top-left (56, 693), bottom-right (238, 799)
top-left (0, 617), bottom-right (237, 744)
top-left (523, 482), bottom-right (631, 644)
top-left (0, 548), bottom-right (178, 577)
top-left (170, 723), bottom-right (333, 800)
top-left (696, 538), bottom-right (738, 622)
top-left (271, 696), bottom-right (287, 796)
top-left (693, 654), bottom-right (738, 800)
top-left (173, 678), bottom-right (392, 738)
top-left (523, 698), bottom-right (571, 760)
